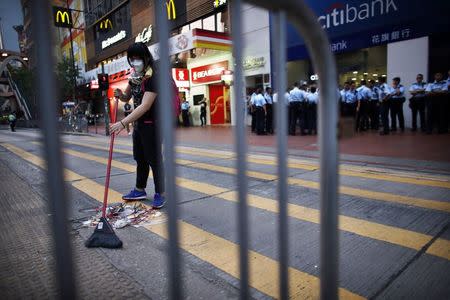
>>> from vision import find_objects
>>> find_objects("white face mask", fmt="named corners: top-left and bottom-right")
top-left (131, 59), bottom-right (144, 73)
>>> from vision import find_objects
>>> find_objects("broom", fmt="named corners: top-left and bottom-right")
top-left (85, 97), bottom-right (123, 249)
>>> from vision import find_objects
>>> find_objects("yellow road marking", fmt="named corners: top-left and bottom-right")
top-left (4, 142), bottom-right (363, 299)
top-left (53, 144), bottom-right (450, 261)
top-left (73, 138), bottom-right (450, 188)
top-left (61, 140), bottom-right (450, 214)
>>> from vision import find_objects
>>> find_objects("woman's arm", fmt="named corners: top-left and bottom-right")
top-left (114, 84), bottom-right (132, 102)
top-left (110, 91), bottom-right (156, 134)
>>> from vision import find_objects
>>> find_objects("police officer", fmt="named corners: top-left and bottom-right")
top-left (252, 88), bottom-right (267, 135)
top-left (426, 72), bottom-right (448, 134)
top-left (264, 87), bottom-right (274, 134)
top-left (340, 81), bottom-right (358, 118)
top-left (305, 86), bottom-right (318, 135)
top-left (181, 99), bottom-right (190, 127)
top-left (367, 80), bottom-right (380, 130)
top-left (289, 82), bottom-right (306, 135)
top-left (249, 90), bottom-right (257, 132)
top-left (378, 77), bottom-right (391, 135)
top-left (356, 80), bottom-right (371, 131)
top-left (387, 77), bottom-right (405, 132)
top-left (409, 74), bottom-right (427, 132)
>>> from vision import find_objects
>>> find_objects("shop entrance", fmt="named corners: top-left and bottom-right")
top-left (209, 84), bottom-right (230, 125)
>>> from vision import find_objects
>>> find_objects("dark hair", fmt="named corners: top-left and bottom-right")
top-left (293, 82), bottom-right (299, 87)
top-left (127, 42), bottom-right (154, 70)
top-left (417, 74), bottom-right (423, 78)
top-left (393, 77), bottom-right (401, 82)
top-left (344, 81), bottom-right (350, 85)
top-left (256, 88), bottom-right (262, 94)
top-left (265, 87), bottom-right (271, 92)
top-left (369, 79), bottom-right (376, 85)
top-left (360, 80), bottom-right (367, 86)
top-left (378, 76), bottom-right (386, 83)
top-left (310, 86), bottom-right (317, 93)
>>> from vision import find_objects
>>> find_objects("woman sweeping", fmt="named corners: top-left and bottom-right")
top-left (110, 42), bottom-right (165, 209)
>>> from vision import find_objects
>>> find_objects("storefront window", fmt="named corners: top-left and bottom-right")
top-left (203, 15), bottom-right (215, 31)
top-left (190, 19), bottom-right (202, 30)
top-left (216, 13), bottom-right (225, 32)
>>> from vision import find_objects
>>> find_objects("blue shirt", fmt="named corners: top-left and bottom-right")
top-left (341, 89), bottom-right (358, 104)
top-left (388, 84), bottom-right (405, 100)
top-left (253, 94), bottom-right (266, 107)
top-left (306, 92), bottom-right (319, 104)
top-left (369, 86), bottom-right (380, 101)
top-left (426, 81), bottom-right (447, 93)
top-left (357, 85), bottom-right (371, 101)
top-left (409, 82), bottom-right (427, 98)
top-left (181, 102), bottom-right (190, 110)
top-left (264, 93), bottom-right (273, 104)
top-left (378, 83), bottom-right (390, 100)
top-left (289, 87), bottom-right (305, 102)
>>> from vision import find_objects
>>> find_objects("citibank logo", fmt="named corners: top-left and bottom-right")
top-left (318, 0), bottom-right (398, 29)
top-left (166, 0), bottom-right (176, 20)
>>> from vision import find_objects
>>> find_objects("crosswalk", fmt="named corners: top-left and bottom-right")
top-left (1, 134), bottom-right (449, 299)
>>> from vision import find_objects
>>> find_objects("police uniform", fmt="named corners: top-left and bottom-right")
top-left (388, 84), bottom-right (406, 131)
top-left (289, 87), bottom-right (306, 135)
top-left (181, 101), bottom-right (190, 127)
top-left (264, 92), bottom-right (274, 134)
top-left (356, 85), bottom-right (371, 131)
top-left (340, 88), bottom-right (358, 117)
top-left (378, 83), bottom-right (391, 135)
top-left (368, 85), bottom-right (380, 130)
top-left (409, 81), bottom-right (427, 131)
top-left (253, 93), bottom-right (266, 135)
top-left (426, 80), bottom-right (448, 133)
top-left (305, 91), bottom-right (318, 134)
top-left (250, 92), bottom-right (257, 132)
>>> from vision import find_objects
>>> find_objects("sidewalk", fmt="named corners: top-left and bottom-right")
top-left (88, 124), bottom-right (450, 163)
top-left (0, 151), bottom-right (149, 299)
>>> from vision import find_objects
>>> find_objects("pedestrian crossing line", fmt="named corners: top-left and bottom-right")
top-left (73, 138), bottom-right (450, 188)
top-left (56, 145), bottom-right (450, 261)
top-left (3, 143), bottom-right (364, 299)
top-left (60, 140), bottom-right (450, 214)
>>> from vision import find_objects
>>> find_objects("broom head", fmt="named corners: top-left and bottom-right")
top-left (85, 217), bottom-right (123, 248)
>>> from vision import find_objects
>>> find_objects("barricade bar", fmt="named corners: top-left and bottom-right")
top-left (231, 0), bottom-right (250, 299)
top-left (245, 1), bottom-right (340, 299)
top-left (155, 1), bottom-right (182, 299)
top-left (272, 11), bottom-right (289, 300)
top-left (31, 1), bottom-right (76, 299)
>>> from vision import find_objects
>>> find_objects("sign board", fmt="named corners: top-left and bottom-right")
top-left (213, 0), bottom-right (227, 8)
top-left (243, 56), bottom-right (265, 70)
top-left (172, 68), bottom-right (190, 88)
top-left (190, 61), bottom-right (228, 85)
top-left (135, 25), bottom-right (153, 43)
top-left (53, 6), bottom-right (72, 28)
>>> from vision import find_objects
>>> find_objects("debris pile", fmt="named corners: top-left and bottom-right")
top-left (82, 203), bottom-right (163, 229)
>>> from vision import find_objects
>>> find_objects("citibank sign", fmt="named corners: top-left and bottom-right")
top-left (318, 0), bottom-right (398, 29)
top-left (101, 30), bottom-right (127, 49)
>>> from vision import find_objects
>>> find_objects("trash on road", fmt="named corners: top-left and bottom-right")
top-left (82, 203), bottom-right (163, 229)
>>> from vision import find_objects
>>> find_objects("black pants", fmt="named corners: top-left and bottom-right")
top-left (355, 101), bottom-right (369, 131)
top-left (428, 94), bottom-right (449, 133)
top-left (341, 102), bottom-right (357, 118)
top-left (306, 103), bottom-right (317, 134)
top-left (380, 100), bottom-right (391, 134)
top-left (255, 107), bottom-right (265, 135)
top-left (409, 97), bottom-right (426, 131)
top-left (182, 110), bottom-right (190, 127)
top-left (390, 99), bottom-right (405, 131)
top-left (367, 101), bottom-right (380, 130)
top-left (251, 106), bottom-right (256, 132)
top-left (200, 112), bottom-right (206, 126)
top-left (133, 123), bottom-right (164, 194)
top-left (9, 120), bottom-right (16, 132)
top-left (265, 104), bottom-right (273, 134)
top-left (289, 102), bottom-right (301, 135)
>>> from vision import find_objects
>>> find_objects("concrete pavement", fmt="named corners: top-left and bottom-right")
top-left (0, 127), bottom-right (449, 299)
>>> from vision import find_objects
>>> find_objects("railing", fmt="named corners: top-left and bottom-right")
top-left (32, 0), bottom-right (339, 299)
top-left (6, 70), bottom-right (32, 120)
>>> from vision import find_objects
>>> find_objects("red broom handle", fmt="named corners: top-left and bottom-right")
top-left (102, 97), bottom-right (119, 218)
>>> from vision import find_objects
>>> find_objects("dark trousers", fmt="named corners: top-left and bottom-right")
top-left (9, 120), bottom-right (16, 132)
top-left (306, 103), bottom-right (317, 134)
top-left (133, 123), bottom-right (164, 194)
top-left (200, 112), bottom-right (206, 126)
top-left (368, 101), bottom-right (380, 130)
top-left (341, 102), bottom-right (357, 118)
top-left (289, 102), bottom-right (301, 135)
top-left (265, 104), bottom-right (273, 134)
top-left (355, 101), bottom-right (369, 131)
top-left (428, 94), bottom-right (449, 133)
top-left (380, 100), bottom-right (391, 134)
top-left (255, 107), bottom-right (265, 135)
top-left (390, 99), bottom-right (405, 131)
top-left (251, 106), bottom-right (256, 132)
top-left (409, 97), bottom-right (426, 131)
top-left (182, 110), bottom-right (190, 127)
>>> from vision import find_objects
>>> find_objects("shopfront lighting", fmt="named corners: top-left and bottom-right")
top-left (373, 74), bottom-right (378, 77)
top-left (352, 77), bottom-right (357, 81)
top-left (1, 53), bottom-right (8, 57)
top-left (353, 71), bottom-right (358, 74)
top-left (363, 72), bottom-right (368, 75)
top-left (23, 57), bottom-right (29, 61)
top-left (382, 74), bottom-right (386, 77)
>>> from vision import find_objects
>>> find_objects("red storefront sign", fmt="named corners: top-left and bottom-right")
top-left (190, 61), bottom-right (228, 84)
top-left (173, 68), bottom-right (189, 81)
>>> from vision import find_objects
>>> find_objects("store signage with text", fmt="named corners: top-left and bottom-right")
top-left (101, 30), bottom-right (126, 49)
top-left (53, 6), bottom-right (72, 28)
top-left (191, 61), bottom-right (228, 84)
top-left (135, 25), bottom-right (153, 43)
top-left (172, 68), bottom-right (190, 88)
top-left (243, 56), bottom-right (265, 70)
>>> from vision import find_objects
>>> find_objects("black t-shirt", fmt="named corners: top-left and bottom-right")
top-left (129, 75), bottom-right (158, 122)
top-left (201, 102), bottom-right (207, 114)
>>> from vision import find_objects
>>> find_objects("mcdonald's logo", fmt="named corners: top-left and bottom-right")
top-left (166, 0), bottom-right (176, 20)
top-left (99, 19), bottom-right (113, 32)
top-left (52, 6), bottom-right (72, 28)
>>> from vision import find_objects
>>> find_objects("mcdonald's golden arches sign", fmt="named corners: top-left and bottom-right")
top-left (52, 6), bottom-right (73, 28)
top-left (98, 18), bottom-right (113, 32)
top-left (166, 0), bottom-right (177, 20)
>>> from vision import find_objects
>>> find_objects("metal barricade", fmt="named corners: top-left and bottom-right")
top-left (33, 0), bottom-right (338, 299)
